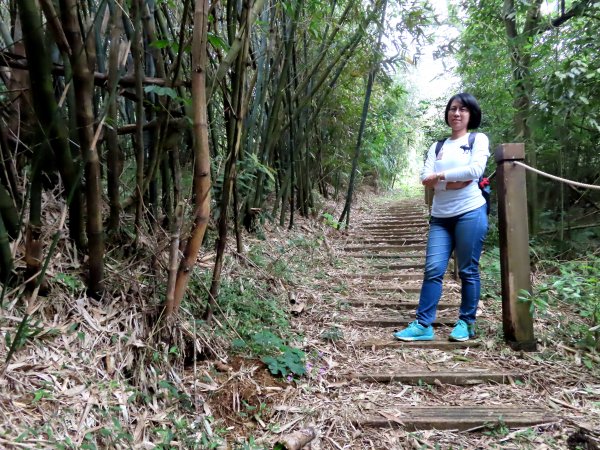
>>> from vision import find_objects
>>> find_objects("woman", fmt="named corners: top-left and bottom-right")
top-left (395, 92), bottom-right (489, 342)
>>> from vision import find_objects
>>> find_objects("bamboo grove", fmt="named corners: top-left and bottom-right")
top-left (0, 0), bottom-right (424, 314)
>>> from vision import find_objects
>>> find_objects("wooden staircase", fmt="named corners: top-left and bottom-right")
top-left (340, 199), bottom-right (555, 432)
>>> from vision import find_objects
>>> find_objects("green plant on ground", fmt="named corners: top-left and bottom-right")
top-left (483, 417), bottom-right (510, 437)
top-left (320, 326), bottom-right (344, 342)
top-left (233, 330), bottom-right (306, 378)
top-left (517, 289), bottom-right (550, 316)
top-left (481, 242), bottom-right (600, 350)
top-left (234, 437), bottom-right (263, 450)
top-left (530, 256), bottom-right (600, 349)
top-left (238, 399), bottom-right (269, 423)
top-left (288, 235), bottom-right (321, 250)
top-left (261, 346), bottom-right (306, 378)
top-left (215, 279), bottom-right (291, 342)
top-left (479, 246), bottom-right (501, 301)
top-left (322, 212), bottom-right (341, 229)
top-left (4, 318), bottom-right (44, 359)
top-left (247, 247), bottom-right (268, 268)
top-left (54, 273), bottom-right (85, 292)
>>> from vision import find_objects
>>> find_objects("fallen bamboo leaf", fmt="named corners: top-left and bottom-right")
top-left (214, 361), bottom-right (232, 372)
top-left (290, 300), bottom-right (306, 316)
top-left (274, 427), bottom-right (317, 450)
top-left (378, 411), bottom-right (405, 426)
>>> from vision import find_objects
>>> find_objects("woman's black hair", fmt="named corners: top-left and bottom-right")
top-left (444, 92), bottom-right (482, 129)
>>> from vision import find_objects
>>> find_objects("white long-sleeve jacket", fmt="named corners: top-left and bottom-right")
top-left (421, 132), bottom-right (490, 218)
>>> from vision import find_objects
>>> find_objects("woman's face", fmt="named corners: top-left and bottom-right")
top-left (447, 100), bottom-right (470, 133)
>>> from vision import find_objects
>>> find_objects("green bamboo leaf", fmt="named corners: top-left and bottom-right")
top-left (149, 39), bottom-right (171, 49)
top-left (207, 33), bottom-right (230, 51)
top-left (143, 85), bottom-right (178, 99)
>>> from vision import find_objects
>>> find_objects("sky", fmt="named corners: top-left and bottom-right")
top-left (392, 0), bottom-right (461, 186)
top-left (410, 0), bottom-right (460, 102)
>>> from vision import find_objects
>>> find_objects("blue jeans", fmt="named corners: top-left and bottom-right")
top-left (416, 204), bottom-right (488, 327)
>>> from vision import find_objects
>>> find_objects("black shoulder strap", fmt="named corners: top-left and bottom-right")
top-left (435, 132), bottom-right (477, 157)
top-left (468, 132), bottom-right (477, 150)
top-left (434, 139), bottom-right (445, 157)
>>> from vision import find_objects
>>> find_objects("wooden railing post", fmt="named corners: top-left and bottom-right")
top-left (495, 144), bottom-right (537, 351)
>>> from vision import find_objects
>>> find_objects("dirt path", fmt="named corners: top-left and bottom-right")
top-left (275, 197), bottom-right (599, 449)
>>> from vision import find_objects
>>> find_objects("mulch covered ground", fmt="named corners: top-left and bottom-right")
top-left (0, 188), bottom-right (598, 449)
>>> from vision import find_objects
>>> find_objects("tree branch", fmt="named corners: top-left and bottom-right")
top-left (0, 51), bottom-right (191, 88)
top-left (537, 0), bottom-right (594, 33)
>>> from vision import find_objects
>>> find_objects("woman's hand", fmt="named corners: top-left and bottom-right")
top-left (422, 173), bottom-right (442, 187)
top-left (446, 181), bottom-right (472, 190)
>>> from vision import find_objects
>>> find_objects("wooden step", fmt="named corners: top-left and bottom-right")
top-left (352, 232), bottom-right (426, 242)
top-left (362, 219), bottom-right (426, 224)
top-left (368, 211), bottom-right (425, 216)
top-left (368, 220), bottom-right (425, 224)
top-left (370, 212), bottom-right (425, 217)
top-left (343, 273), bottom-right (422, 281)
top-left (357, 217), bottom-right (428, 224)
top-left (352, 238), bottom-right (426, 245)
top-left (369, 216), bottom-right (425, 221)
top-left (371, 209), bottom-right (424, 213)
top-left (360, 224), bottom-right (427, 230)
top-left (363, 216), bottom-right (426, 221)
top-left (346, 370), bottom-right (522, 385)
top-left (357, 237), bottom-right (426, 243)
top-left (364, 286), bottom-right (422, 293)
top-left (355, 230), bottom-right (427, 235)
top-left (361, 231), bottom-right (426, 237)
top-left (355, 235), bottom-right (425, 241)
top-left (343, 300), bottom-right (453, 309)
top-left (345, 244), bottom-right (426, 252)
top-left (371, 263), bottom-right (425, 270)
top-left (353, 406), bottom-right (555, 431)
top-left (351, 317), bottom-right (455, 327)
top-left (344, 253), bottom-right (425, 260)
top-left (360, 339), bottom-right (480, 350)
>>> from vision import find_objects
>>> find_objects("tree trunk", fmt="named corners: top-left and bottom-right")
top-left (503, 0), bottom-right (542, 234)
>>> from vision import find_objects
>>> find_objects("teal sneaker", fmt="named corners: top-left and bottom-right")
top-left (394, 321), bottom-right (434, 341)
top-left (449, 320), bottom-right (475, 342)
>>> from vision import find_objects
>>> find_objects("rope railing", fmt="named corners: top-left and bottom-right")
top-left (513, 161), bottom-right (600, 191)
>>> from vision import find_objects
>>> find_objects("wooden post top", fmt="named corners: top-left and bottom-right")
top-left (495, 143), bottom-right (525, 162)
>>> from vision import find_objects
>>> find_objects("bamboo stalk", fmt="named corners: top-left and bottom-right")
top-left (17, 0), bottom-right (84, 249)
top-left (0, 212), bottom-right (13, 282)
top-left (131, 0), bottom-right (145, 243)
top-left (60, 0), bottom-right (105, 296)
top-left (106, 0), bottom-right (124, 234)
top-left (205, 0), bottom-right (251, 322)
top-left (0, 183), bottom-right (19, 238)
top-left (168, 0), bottom-right (211, 317)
